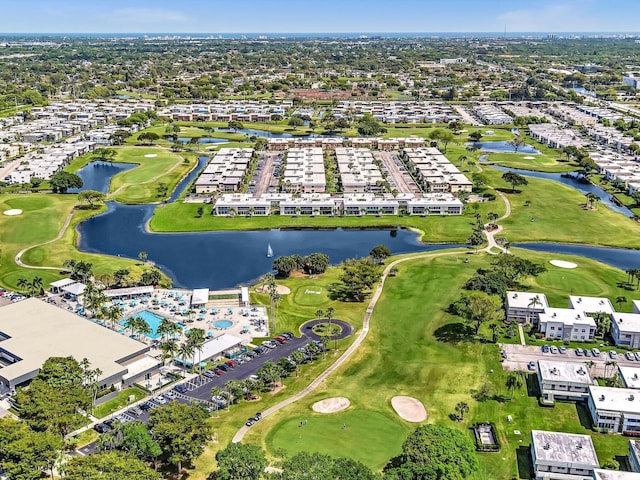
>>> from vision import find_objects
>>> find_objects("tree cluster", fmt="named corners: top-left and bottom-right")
top-left (463, 253), bottom-right (547, 297)
top-left (272, 253), bottom-right (330, 278)
top-left (331, 257), bottom-right (382, 302)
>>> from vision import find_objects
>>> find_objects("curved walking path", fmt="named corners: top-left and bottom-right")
top-left (14, 210), bottom-right (75, 271)
top-left (232, 248), bottom-right (464, 443)
top-left (482, 190), bottom-right (511, 254)
top-left (233, 184), bottom-right (513, 443)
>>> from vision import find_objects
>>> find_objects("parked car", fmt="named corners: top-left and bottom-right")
top-left (585, 349), bottom-right (593, 357)
top-left (550, 346), bottom-right (558, 354)
top-left (559, 346), bottom-right (567, 354)
top-left (634, 352), bottom-right (640, 362)
top-left (576, 348), bottom-right (584, 356)
top-left (174, 384), bottom-right (187, 394)
top-left (217, 364), bottom-right (230, 372)
top-left (282, 331), bottom-right (294, 339)
top-left (164, 390), bottom-right (177, 399)
top-left (214, 368), bottom-right (224, 376)
top-left (528, 361), bottom-right (537, 370)
top-left (274, 336), bottom-right (287, 344)
top-left (627, 351), bottom-right (636, 361)
top-left (154, 396), bottom-right (168, 405)
top-left (592, 348), bottom-right (601, 357)
top-left (246, 418), bottom-right (256, 427)
top-left (93, 423), bottom-right (110, 433)
top-left (254, 412), bottom-right (262, 421)
top-left (203, 370), bottom-right (216, 378)
top-left (609, 350), bottom-right (618, 359)
top-left (542, 344), bottom-right (550, 353)
top-left (139, 402), bottom-right (153, 411)
top-left (225, 360), bottom-right (237, 368)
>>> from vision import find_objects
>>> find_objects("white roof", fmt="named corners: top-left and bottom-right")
top-left (569, 296), bottom-right (615, 315)
top-left (531, 430), bottom-right (598, 469)
top-left (613, 312), bottom-right (640, 334)
top-left (539, 308), bottom-right (597, 328)
top-left (62, 282), bottom-right (86, 296)
top-left (619, 366), bottom-right (640, 389)
top-left (50, 278), bottom-right (76, 289)
top-left (0, 298), bottom-right (148, 386)
top-left (241, 287), bottom-right (249, 304)
top-left (103, 286), bottom-right (154, 298)
top-left (538, 360), bottom-right (593, 385)
top-left (593, 469), bottom-right (640, 480)
top-left (589, 385), bottom-right (640, 415)
top-left (191, 289), bottom-right (209, 305)
top-left (506, 291), bottom-right (549, 310)
top-left (196, 334), bottom-right (244, 363)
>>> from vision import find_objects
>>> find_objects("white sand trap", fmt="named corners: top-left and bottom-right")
top-left (3, 209), bottom-right (22, 216)
top-left (524, 156), bottom-right (535, 160)
top-left (312, 397), bottom-right (350, 414)
top-left (391, 396), bottom-right (427, 422)
top-left (550, 259), bottom-right (578, 269)
top-left (256, 284), bottom-right (291, 295)
top-left (144, 154), bottom-right (158, 158)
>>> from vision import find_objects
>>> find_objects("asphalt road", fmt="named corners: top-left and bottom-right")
top-left (252, 151), bottom-right (280, 196)
top-left (374, 151), bottom-right (421, 194)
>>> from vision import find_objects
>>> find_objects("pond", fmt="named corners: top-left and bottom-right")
top-left (176, 137), bottom-right (229, 144)
top-left (69, 161), bottom-right (136, 194)
top-left (467, 141), bottom-right (541, 154)
top-left (489, 165), bottom-right (634, 217)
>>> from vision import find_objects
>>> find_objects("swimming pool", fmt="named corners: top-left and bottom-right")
top-left (214, 320), bottom-right (233, 329)
top-left (120, 310), bottom-right (182, 339)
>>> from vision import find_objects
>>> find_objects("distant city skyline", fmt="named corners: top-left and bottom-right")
top-left (2, 0), bottom-right (640, 34)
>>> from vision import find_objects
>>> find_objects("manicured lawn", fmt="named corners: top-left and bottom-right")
top-left (266, 409), bottom-right (409, 470)
top-left (148, 201), bottom-right (506, 243)
top-left (482, 152), bottom-right (576, 173)
top-left (93, 386), bottom-right (147, 419)
top-left (107, 147), bottom-right (195, 204)
top-left (483, 166), bottom-right (640, 248)
top-left (243, 252), bottom-right (634, 478)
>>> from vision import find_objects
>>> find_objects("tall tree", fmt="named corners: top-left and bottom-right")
top-left (215, 442), bottom-right (267, 480)
top-left (451, 291), bottom-right (504, 335)
top-left (50, 171), bottom-right (83, 193)
top-left (64, 451), bottom-right (160, 479)
top-left (148, 402), bottom-right (211, 473)
top-left (370, 244), bottom-right (392, 264)
top-left (501, 171), bottom-right (528, 192)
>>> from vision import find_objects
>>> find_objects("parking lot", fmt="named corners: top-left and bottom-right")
top-left (185, 333), bottom-right (310, 401)
top-left (374, 151), bottom-right (422, 194)
top-left (501, 343), bottom-right (640, 377)
top-left (248, 151), bottom-right (281, 196)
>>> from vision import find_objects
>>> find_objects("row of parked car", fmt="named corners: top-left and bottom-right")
top-left (541, 344), bottom-right (640, 361)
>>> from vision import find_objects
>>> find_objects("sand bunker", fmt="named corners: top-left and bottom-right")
top-left (391, 396), bottom-right (427, 422)
top-left (3, 209), bottom-right (23, 216)
top-left (256, 285), bottom-right (291, 295)
top-left (144, 154), bottom-right (158, 158)
top-left (524, 156), bottom-right (535, 159)
top-left (550, 259), bottom-right (578, 269)
top-left (312, 397), bottom-right (350, 414)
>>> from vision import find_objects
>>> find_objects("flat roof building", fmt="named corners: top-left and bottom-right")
top-left (593, 469), bottom-right (640, 480)
top-left (538, 308), bottom-right (596, 342)
top-left (588, 385), bottom-right (640, 434)
top-left (531, 430), bottom-right (599, 480)
top-left (283, 147), bottom-right (326, 193)
top-left (335, 147), bottom-right (384, 193)
top-left (194, 148), bottom-right (254, 194)
top-left (611, 313), bottom-right (640, 349)
top-left (0, 298), bottom-right (153, 389)
top-left (506, 291), bottom-right (549, 324)
top-left (537, 360), bottom-right (593, 404)
top-left (619, 366), bottom-right (640, 390)
top-left (569, 296), bottom-right (616, 315)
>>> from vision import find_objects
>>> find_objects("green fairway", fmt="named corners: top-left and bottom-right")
top-left (266, 409), bottom-right (410, 470)
top-left (245, 251), bottom-right (633, 478)
top-left (106, 147), bottom-right (195, 204)
top-left (292, 284), bottom-right (330, 307)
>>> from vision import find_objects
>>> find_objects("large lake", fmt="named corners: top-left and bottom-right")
top-left (73, 142), bottom-right (640, 289)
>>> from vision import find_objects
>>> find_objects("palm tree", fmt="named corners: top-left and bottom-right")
top-left (489, 323), bottom-right (499, 343)
top-left (585, 192), bottom-right (599, 209)
top-left (290, 350), bottom-right (305, 377)
top-left (616, 296), bottom-right (627, 310)
top-left (159, 339), bottom-right (179, 366)
top-left (527, 296), bottom-right (543, 324)
top-left (186, 328), bottom-right (206, 377)
top-left (505, 372), bottom-right (525, 400)
top-left (584, 360), bottom-right (596, 375)
top-left (592, 312), bottom-right (612, 339)
top-left (135, 318), bottom-right (152, 340)
top-left (30, 276), bottom-right (43, 296)
top-left (122, 316), bottom-right (140, 337)
top-left (455, 401), bottom-right (469, 421)
top-left (157, 318), bottom-right (180, 342)
top-left (104, 305), bottom-right (122, 329)
top-left (605, 360), bottom-right (618, 378)
top-left (315, 309), bottom-right (323, 320)
top-left (325, 306), bottom-right (335, 349)
top-left (210, 386), bottom-right (223, 416)
top-left (17, 277), bottom-right (29, 294)
top-left (177, 342), bottom-right (194, 376)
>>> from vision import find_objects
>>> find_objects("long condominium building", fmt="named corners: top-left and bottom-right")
top-left (402, 147), bottom-right (472, 193)
top-left (195, 148), bottom-right (254, 194)
top-left (282, 147), bottom-right (326, 193)
top-left (335, 147), bottom-right (384, 193)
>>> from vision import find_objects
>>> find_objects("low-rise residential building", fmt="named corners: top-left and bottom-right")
top-left (619, 366), bottom-right (640, 390)
top-left (406, 193), bottom-right (464, 215)
top-left (630, 440), bottom-right (640, 473)
top-left (593, 469), bottom-right (640, 480)
top-left (538, 308), bottom-right (596, 341)
top-left (280, 194), bottom-right (335, 216)
top-left (335, 147), bottom-right (384, 193)
top-left (531, 430), bottom-right (599, 480)
top-left (505, 291), bottom-right (549, 324)
top-left (537, 360), bottom-right (593, 404)
top-left (341, 194), bottom-right (399, 216)
top-left (194, 148), bottom-right (253, 194)
top-left (212, 194), bottom-right (271, 216)
top-left (402, 147), bottom-right (472, 193)
top-left (588, 385), bottom-right (640, 434)
top-left (611, 313), bottom-right (640, 349)
top-left (569, 296), bottom-right (616, 316)
top-left (283, 147), bottom-right (326, 193)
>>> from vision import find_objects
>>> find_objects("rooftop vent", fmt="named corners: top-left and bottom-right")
top-left (543, 443), bottom-right (550, 450)
top-left (600, 395), bottom-right (606, 401)
top-left (631, 395), bottom-right (635, 401)
top-left (576, 442), bottom-right (583, 450)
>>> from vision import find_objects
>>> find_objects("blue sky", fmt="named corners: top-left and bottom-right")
top-left (1, 0), bottom-right (639, 34)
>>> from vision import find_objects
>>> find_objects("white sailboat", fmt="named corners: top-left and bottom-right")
top-left (266, 243), bottom-right (274, 258)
